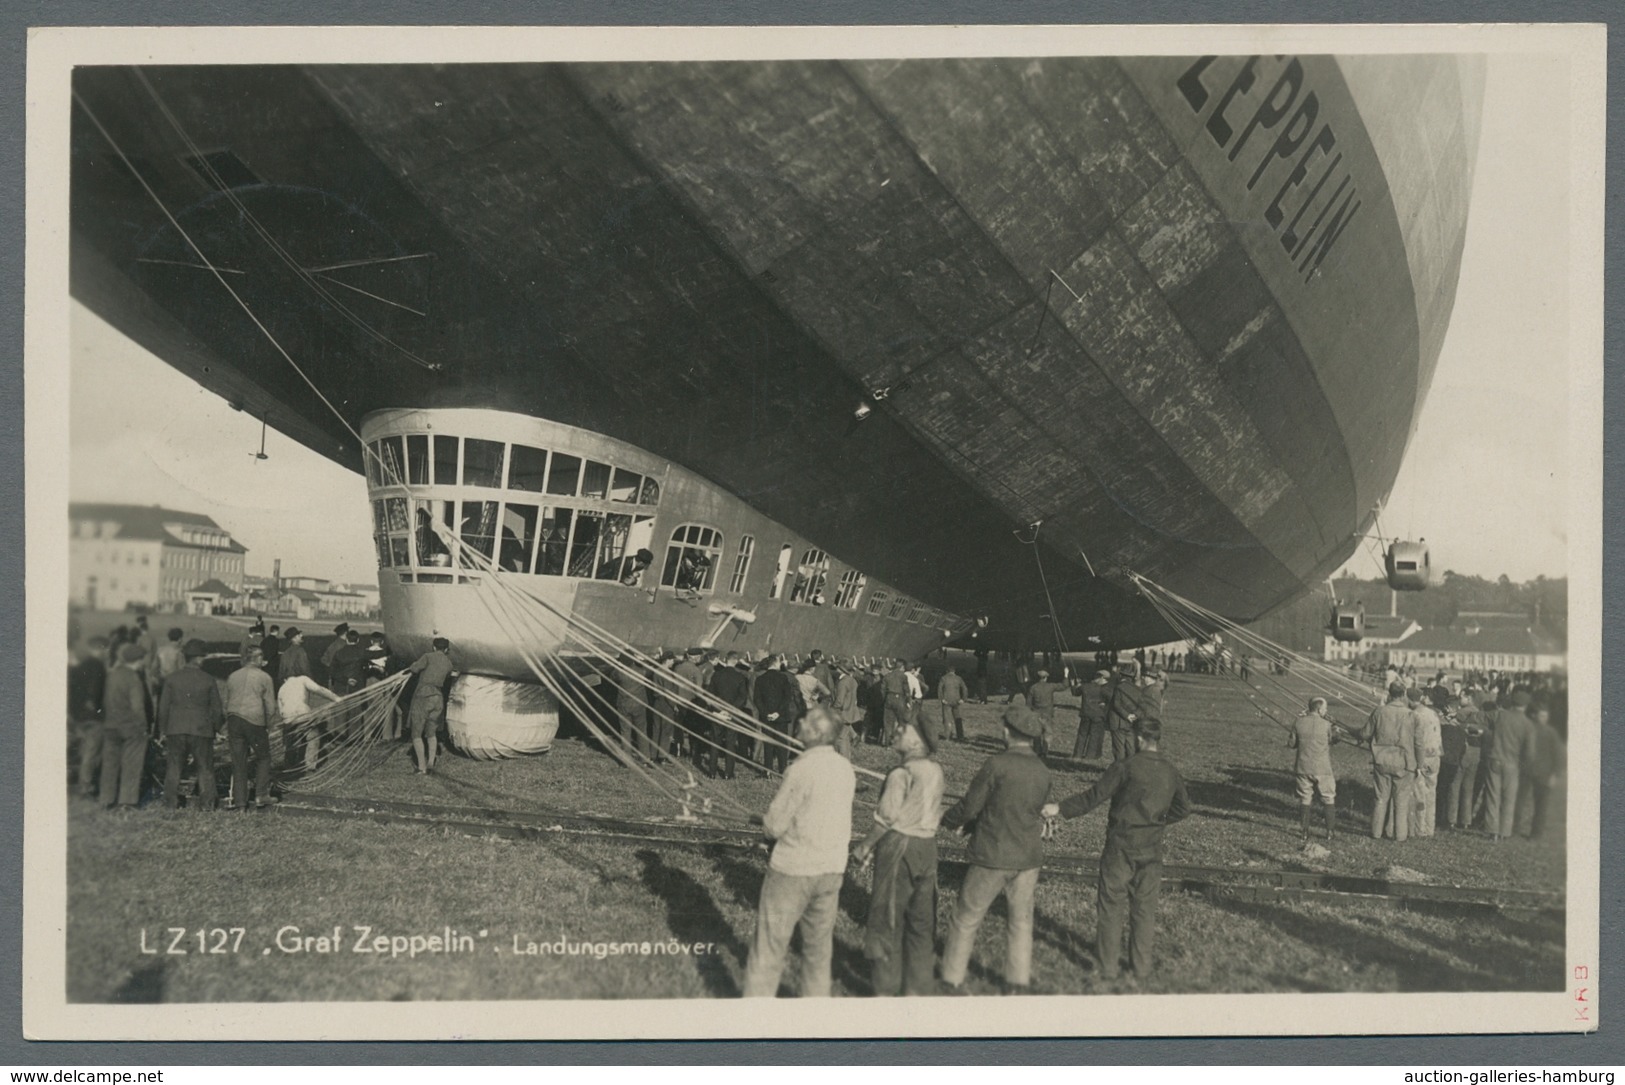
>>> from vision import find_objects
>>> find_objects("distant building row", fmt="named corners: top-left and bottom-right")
top-left (1322, 611), bottom-right (1566, 674)
top-left (68, 503), bottom-right (377, 618)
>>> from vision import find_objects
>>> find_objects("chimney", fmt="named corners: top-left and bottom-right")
top-left (273, 558), bottom-right (281, 594)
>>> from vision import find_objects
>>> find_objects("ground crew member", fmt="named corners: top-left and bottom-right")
top-left (1072, 669), bottom-right (1110, 761)
top-left (224, 647), bottom-right (280, 808)
top-left (70, 636), bottom-right (109, 799)
top-left (881, 659), bottom-right (911, 746)
top-left (742, 707), bottom-right (855, 998)
top-left (1448, 692), bottom-right (1486, 829)
top-left (1027, 669), bottom-right (1061, 757)
top-left (1105, 664), bottom-right (1142, 762)
top-left (1287, 697), bottom-right (1339, 840)
top-left (751, 654), bottom-right (801, 774)
top-left (1410, 688), bottom-right (1445, 838)
top-left (1045, 717), bottom-right (1190, 981)
top-left (936, 665), bottom-right (968, 742)
top-left (853, 720), bottom-right (945, 997)
top-left (706, 651), bottom-right (753, 780)
top-left (405, 637), bottom-right (455, 775)
top-left (1484, 689), bottom-right (1538, 841)
top-left (939, 704), bottom-right (1053, 995)
top-left (158, 638), bottom-right (223, 810)
top-left (99, 643), bottom-right (151, 809)
top-left (1363, 683), bottom-right (1417, 841)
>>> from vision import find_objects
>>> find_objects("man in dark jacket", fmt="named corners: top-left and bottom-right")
top-left (752, 654), bottom-right (802, 775)
top-left (706, 651), bottom-right (752, 780)
top-left (259, 624), bottom-right (283, 687)
top-left (939, 704), bottom-right (1053, 994)
top-left (1071, 669), bottom-right (1110, 762)
top-left (158, 639), bottom-right (224, 810)
top-left (100, 644), bottom-right (151, 808)
top-left (1104, 665), bottom-right (1142, 762)
top-left (1044, 717), bottom-right (1190, 980)
top-left (70, 636), bottom-right (109, 798)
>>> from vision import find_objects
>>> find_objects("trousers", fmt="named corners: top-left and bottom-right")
top-left (1109, 728), bottom-right (1134, 762)
top-left (1483, 758), bottom-right (1521, 837)
top-left (164, 733), bottom-right (217, 810)
top-left (1412, 756), bottom-right (1440, 837)
top-left (1370, 769), bottom-right (1413, 840)
top-left (1096, 839), bottom-right (1163, 977)
top-left (98, 724), bottom-right (147, 807)
top-left (742, 869), bottom-right (844, 997)
top-left (1445, 747), bottom-right (1481, 827)
top-left (1073, 716), bottom-right (1104, 760)
top-left (227, 716), bottom-right (273, 806)
top-left (864, 832), bottom-right (938, 997)
top-left (940, 865), bottom-right (1039, 988)
top-left (940, 702), bottom-right (965, 741)
top-left (75, 720), bottom-right (104, 796)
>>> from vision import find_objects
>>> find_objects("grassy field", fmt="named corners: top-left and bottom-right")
top-left (63, 671), bottom-right (1567, 1002)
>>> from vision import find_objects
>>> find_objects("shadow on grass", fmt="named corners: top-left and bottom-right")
top-left (1204, 894), bottom-right (1554, 992)
top-left (634, 849), bottom-right (745, 997)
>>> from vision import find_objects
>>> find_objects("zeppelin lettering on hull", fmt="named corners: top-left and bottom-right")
top-left (1177, 55), bottom-right (1362, 282)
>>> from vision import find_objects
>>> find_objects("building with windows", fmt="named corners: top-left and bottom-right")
top-left (1384, 613), bottom-right (1567, 675)
top-left (1321, 613), bottom-right (1421, 663)
top-left (69, 503), bottom-right (248, 612)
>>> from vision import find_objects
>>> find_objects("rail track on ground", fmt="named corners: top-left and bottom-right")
top-left (274, 791), bottom-right (1563, 918)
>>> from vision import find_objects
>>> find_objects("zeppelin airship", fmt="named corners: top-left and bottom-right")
top-left (68, 56), bottom-right (1483, 753)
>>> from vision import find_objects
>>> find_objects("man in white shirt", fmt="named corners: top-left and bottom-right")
top-left (742, 706), bottom-right (856, 997)
top-left (278, 672), bottom-right (341, 773)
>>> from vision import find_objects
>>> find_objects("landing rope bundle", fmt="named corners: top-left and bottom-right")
top-left (1129, 572), bottom-right (1380, 744)
top-left (279, 672), bottom-right (413, 790)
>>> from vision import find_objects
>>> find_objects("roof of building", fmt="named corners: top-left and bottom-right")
top-left (1360, 614), bottom-right (1417, 638)
top-left (281, 587), bottom-right (323, 603)
top-left (70, 503), bottom-right (248, 553)
top-left (1396, 623), bottom-right (1566, 656)
top-left (186, 578), bottom-right (240, 598)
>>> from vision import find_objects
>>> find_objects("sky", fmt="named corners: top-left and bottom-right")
top-left (67, 55), bottom-right (1575, 588)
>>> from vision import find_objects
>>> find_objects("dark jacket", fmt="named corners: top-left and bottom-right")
top-left (752, 669), bottom-right (801, 731)
top-left (708, 665), bottom-right (752, 711)
top-left (103, 666), bottom-right (148, 732)
top-left (941, 746), bottom-right (1053, 871)
top-left (1057, 749), bottom-right (1190, 860)
top-left (279, 643), bottom-right (312, 684)
top-left (69, 655), bottom-right (107, 722)
top-left (1106, 678), bottom-right (1141, 731)
top-left (158, 664), bottom-right (225, 738)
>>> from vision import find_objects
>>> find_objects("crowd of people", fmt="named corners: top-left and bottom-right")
top-left (66, 616), bottom-right (452, 809)
top-left (67, 611), bottom-right (1569, 996)
top-left (1331, 675), bottom-right (1568, 845)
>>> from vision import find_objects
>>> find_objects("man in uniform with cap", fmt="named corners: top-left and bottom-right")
top-left (1026, 669), bottom-right (1062, 758)
top-left (1044, 717), bottom-right (1190, 981)
top-left (1104, 663), bottom-right (1143, 763)
top-left (853, 719), bottom-right (945, 997)
top-left (742, 706), bottom-right (856, 997)
top-left (939, 704), bottom-right (1053, 994)
top-left (881, 659), bottom-right (911, 747)
top-left (1287, 697), bottom-right (1339, 840)
top-left (158, 639), bottom-right (224, 810)
top-left (1071, 670), bottom-right (1110, 762)
top-left (320, 623), bottom-right (351, 691)
top-left (100, 643), bottom-right (152, 809)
